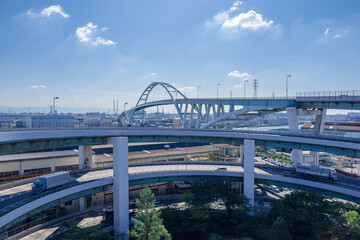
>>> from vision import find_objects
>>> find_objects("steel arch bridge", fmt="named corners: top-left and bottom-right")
top-left (124, 82), bottom-right (288, 128)
top-left (125, 82), bottom-right (360, 128)
top-left (126, 82), bottom-right (188, 126)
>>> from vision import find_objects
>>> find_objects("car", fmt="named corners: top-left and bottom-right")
top-left (215, 167), bottom-right (227, 171)
top-left (271, 185), bottom-right (280, 193)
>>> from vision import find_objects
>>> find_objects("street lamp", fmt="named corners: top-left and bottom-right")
top-left (198, 86), bottom-right (201, 99)
top-left (53, 97), bottom-right (59, 128)
top-left (217, 84), bottom-right (220, 99)
top-left (243, 80), bottom-right (249, 98)
top-left (124, 102), bottom-right (128, 113)
top-left (286, 74), bottom-right (291, 98)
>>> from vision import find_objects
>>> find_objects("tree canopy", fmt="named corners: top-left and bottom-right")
top-left (129, 187), bottom-right (171, 240)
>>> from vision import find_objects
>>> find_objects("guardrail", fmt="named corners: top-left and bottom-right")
top-left (296, 90), bottom-right (360, 102)
top-left (0, 178), bottom-right (106, 218)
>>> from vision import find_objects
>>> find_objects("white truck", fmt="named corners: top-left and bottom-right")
top-left (32, 171), bottom-right (70, 194)
top-left (296, 163), bottom-right (337, 181)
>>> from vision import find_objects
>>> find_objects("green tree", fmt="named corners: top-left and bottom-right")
top-left (223, 192), bottom-right (252, 219)
top-left (342, 210), bottom-right (360, 238)
top-left (342, 210), bottom-right (360, 231)
top-left (208, 232), bottom-right (222, 240)
top-left (268, 191), bottom-right (354, 239)
top-left (129, 187), bottom-right (171, 240)
top-left (179, 191), bottom-right (193, 209)
top-left (269, 217), bottom-right (292, 240)
top-left (61, 223), bottom-right (113, 240)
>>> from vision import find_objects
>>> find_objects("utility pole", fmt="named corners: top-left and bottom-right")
top-left (53, 97), bottom-right (59, 128)
top-left (252, 79), bottom-right (258, 98)
top-left (243, 80), bottom-right (248, 98)
top-left (286, 75), bottom-right (291, 98)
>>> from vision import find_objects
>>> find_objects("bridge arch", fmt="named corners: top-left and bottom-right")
top-left (128, 82), bottom-right (187, 126)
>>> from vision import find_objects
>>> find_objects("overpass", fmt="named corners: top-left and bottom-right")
top-left (1, 128), bottom-right (360, 235)
top-left (125, 82), bottom-right (360, 165)
top-left (125, 82), bottom-right (360, 128)
top-left (0, 128), bottom-right (359, 157)
top-left (0, 162), bottom-right (360, 236)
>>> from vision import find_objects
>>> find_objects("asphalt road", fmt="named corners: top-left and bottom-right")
top-left (0, 162), bottom-right (359, 217)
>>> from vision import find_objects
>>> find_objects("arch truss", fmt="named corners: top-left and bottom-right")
top-left (126, 82), bottom-right (291, 128)
top-left (127, 82), bottom-right (188, 126)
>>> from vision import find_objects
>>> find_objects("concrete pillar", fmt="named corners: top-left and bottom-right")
top-left (310, 109), bottom-right (327, 165)
top-left (243, 139), bottom-right (255, 209)
top-left (79, 197), bottom-right (85, 211)
top-left (110, 137), bottom-right (129, 235)
top-left (19, 161), bottom-right (24, 175)
top-left (79, 145), bottom-right (92, 169)
top-left (286, 107), bottom-right (303, 165)
top-left (240, 144), bottom-right (244, 164)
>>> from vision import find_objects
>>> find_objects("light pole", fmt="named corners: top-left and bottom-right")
top-left (243, 80), bottom-right (248, 98)
top-left (198, 86), bottom-right (201, 99)
top-left (230, 90), bottom-right (232, 99)
top-left (286, 74), bottom-right (291, 98)
top-left (217, 83), bottom-right (220, 99)
top-left (53, 97), bottom-right (59, 128)
top-left (124, 102), bottom-right (128, 113)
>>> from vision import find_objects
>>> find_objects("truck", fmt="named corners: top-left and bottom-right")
top-left (32, 171), bottom-right (70, 194)
top-left (295, 163), bottom-right (337, 181)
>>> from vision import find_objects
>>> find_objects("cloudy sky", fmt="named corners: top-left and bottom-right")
top-left (0, 0), bottom-right (359, 112)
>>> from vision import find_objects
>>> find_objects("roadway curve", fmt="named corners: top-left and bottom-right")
top-left (0, 162), bottom-right (359, 232)
top-left (0, 128), bottom-right (359, 157)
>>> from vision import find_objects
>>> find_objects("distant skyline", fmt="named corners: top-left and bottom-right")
top-left (0, 0), bottom-right (359, 112)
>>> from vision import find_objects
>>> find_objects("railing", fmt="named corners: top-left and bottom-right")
top-left (0, 215), bottom-right (54, 239)
top-left (0, 178), bottom-right (106, 218)
top-left (296, 90), bottom-right (360, 102)
top-left (149, 97), bottom-right (296, 102)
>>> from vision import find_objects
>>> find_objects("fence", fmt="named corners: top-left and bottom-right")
top-left (296, 90), bottom-right (360, 102)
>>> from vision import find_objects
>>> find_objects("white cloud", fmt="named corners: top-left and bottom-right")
top-left (177, 86), bottom-right (196, 93)
top-left (324, 28), bottom-right (330, 35)
top-left (332, 28), bottom-right (349, 39)
top-left (76, 22), bottom-right (116, 46)
top-left (321, 27), bottom-right (349, 40)
top-left (229, 1), bottom-right (243, 12)
top-left (206, 1), bottom-right (273, 31)
top-left (30, 85), bottom-right (46, 89)
top-left (233, 84), bottom-right (242, 88)
top-left (227, 70), bottom-right (250, 79)
top-left (148, 72), bottom-right (157, 77)
top-left (27, 5), bottom-right (69, 18)
top-left (223, 10), bottom-right (273, 30)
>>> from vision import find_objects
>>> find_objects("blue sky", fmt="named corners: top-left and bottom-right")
top-left (0, 0), bottom-right (359, 112)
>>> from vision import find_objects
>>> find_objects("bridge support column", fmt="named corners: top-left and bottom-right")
top-left (310, 109), bottom-right (327, 165)
top-left (286, 107), bottom-right (303, 165)
top-left (79, 145), bottom-right (92, 169)
top-left (243, 139), bottom-right (255, 209)
top-left (79, 197), bottom-right (85, 211)
top-left (110, 137), bottom-right (129, 236)
top-left (240, 144), bottom-right (244, 164)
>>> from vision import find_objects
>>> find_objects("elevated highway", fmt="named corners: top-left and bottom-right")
top-left (0, 162), bottom-right (359, 234)
top-left (0, 128), bottom-right (359, 157)
top-left (125, 82), bottom-right (360, 128)
top-left (1, 128), bottom-right (360, 235)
